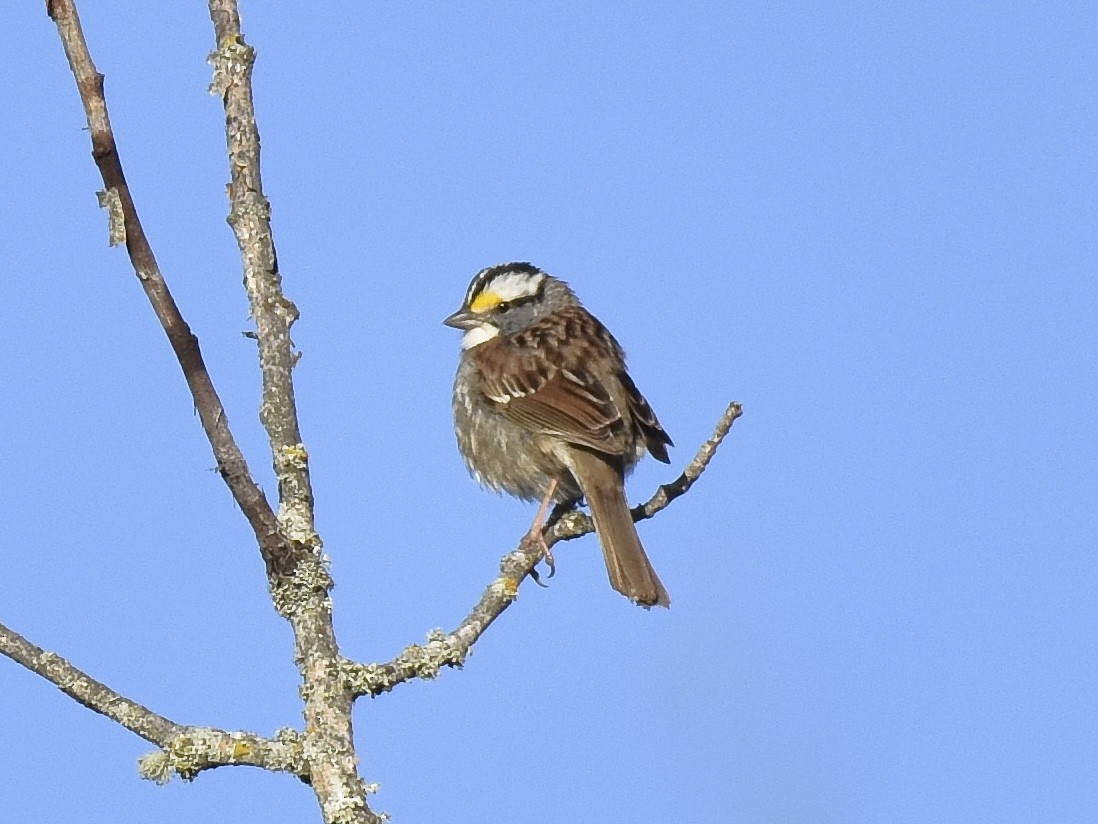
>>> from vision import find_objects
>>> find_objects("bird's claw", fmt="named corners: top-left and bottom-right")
top-left (521, 531), bottom-right (556, 583)
top-left (541, 542), bottom-right (556, 579)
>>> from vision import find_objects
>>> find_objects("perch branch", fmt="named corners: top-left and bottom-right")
top-left (344, 401), bottom-right (743, 698)
top-left (0, 621), bottom-right (308, 783)
top-left (45, 0), bottom-right (293, 577)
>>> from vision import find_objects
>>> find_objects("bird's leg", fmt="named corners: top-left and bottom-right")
top-left (521, 479), bottom-right (558, 578)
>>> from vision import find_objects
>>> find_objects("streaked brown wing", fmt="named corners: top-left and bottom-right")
top-left (472, 311), bottom-right (629, 455)
top-left (506, 368), bottom-right (626, 454)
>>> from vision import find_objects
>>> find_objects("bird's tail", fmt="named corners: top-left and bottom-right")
top-left (568, 448), bottom-right (671, 608)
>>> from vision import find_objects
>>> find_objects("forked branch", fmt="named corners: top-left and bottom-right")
top-left (40, 3), bottom-right (376, 821)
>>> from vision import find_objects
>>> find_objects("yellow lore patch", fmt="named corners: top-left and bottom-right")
top-left (469, 290), bottom-right (502, 313)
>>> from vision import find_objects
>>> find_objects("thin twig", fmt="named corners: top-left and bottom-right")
top-left (0, 622), bottom-right (308, 782)
top-left (1, 620), bottom-right (179, 743)
top-left (561, 400), bottom-right (744, 536)
top-left (345, 402), bottom-right (743, 698)
top-left (45, 0), bottom-right (293, 577)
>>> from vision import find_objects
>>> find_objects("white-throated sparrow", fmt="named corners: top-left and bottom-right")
top-left (444, 262), bottom-right (672, 608)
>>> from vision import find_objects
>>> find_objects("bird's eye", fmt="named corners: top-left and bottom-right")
top-left (496, 301), bottom-right (511, 313)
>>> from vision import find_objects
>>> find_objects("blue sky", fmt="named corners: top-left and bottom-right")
top-left (2, 3), bottom-right (1096, 822)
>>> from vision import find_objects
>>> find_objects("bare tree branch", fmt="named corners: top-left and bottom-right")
top-left (1, 620), bottom-right (179, 743)
top-left (137, 726), bottom-right (307, 784)
top-left (0, 621), bottom-right (307, 782)
top-left (345, 402), bottom-right (743, 698)
top-left (207, 4), bottom-right (317, 559)
top-left (41, 3), bottom-right (373, 819)
top-left (206, 4), bottom-right (376, 822)
top-left (44, 0), bottom-right (293, 578)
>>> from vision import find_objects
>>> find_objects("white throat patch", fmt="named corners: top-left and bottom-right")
top-left (461, 322), bottom-right (499, 350)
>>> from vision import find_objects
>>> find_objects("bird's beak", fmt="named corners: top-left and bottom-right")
top-left (443, 309), bottom-right (478, 330)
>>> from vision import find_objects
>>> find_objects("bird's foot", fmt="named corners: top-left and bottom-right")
top-left (520, 529), bottom-right (555, 583)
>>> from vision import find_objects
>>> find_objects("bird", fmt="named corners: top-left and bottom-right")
top-left (444, 262), bottom-right (672, 608)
